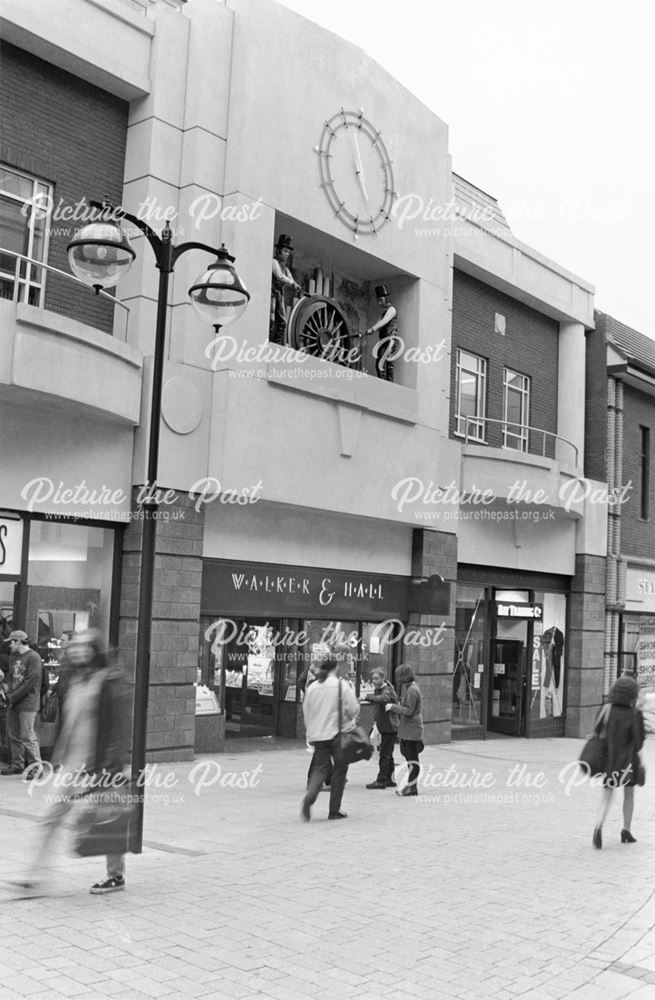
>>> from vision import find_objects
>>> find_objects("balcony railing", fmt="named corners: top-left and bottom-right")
top-left (460, 415), bottom-right (579, 467)
top-left (0, 248), bottom-right (130, 341)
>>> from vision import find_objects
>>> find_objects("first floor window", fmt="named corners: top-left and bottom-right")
top-left (503, 368), bottom-right (530, 451)
top-left (0, 164), bottom-right (51, 306)
top-left (455, 349), bottom-right (487, 441)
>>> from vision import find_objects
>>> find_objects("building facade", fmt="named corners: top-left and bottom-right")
top-left (0, 0), bottom-right (607, 760)
top-left (586, 312), bottom-right (655, 695)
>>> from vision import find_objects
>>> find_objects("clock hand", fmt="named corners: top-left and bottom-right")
top-left (349, 128), bottom-right (369, 204)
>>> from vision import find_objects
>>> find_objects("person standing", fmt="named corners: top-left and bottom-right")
top-left (366, 284), bottom-right (399, 381)
top-left (386, 665), bottom-right (424, 797)
top-left (1, 630), bottom-right (43, 778)
top-left (15, 630), bottom-right (130, 894)
top-left (593, 675), bottom-right (646, 849)
top-left (364, 668), bottom-right (399, 789)
top-left (301, 656), bottom-right (359, 821)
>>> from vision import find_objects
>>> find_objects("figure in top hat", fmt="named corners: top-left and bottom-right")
top-left (365, 284), bottom-right (399, 381)
top-left (271, 234), bottom-right (301, 344)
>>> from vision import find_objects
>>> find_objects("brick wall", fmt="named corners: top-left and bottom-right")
top-left (119, 493), bottom-right (204, 763)
top-left (450, 270), bottom-right (559, 455)
top-left (0, 42), bottom-right (128, 333)
top-left (584, 317), bottom-right (608, 481)
top-left (620, 385), bottom-right (655, 560)
top-left (566, 553), bottom-right (606, 738)
top-left (401, 528), bottom-right (457, 743)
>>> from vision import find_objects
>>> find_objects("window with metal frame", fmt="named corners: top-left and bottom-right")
top-left (503, 368), bottom-right (530, 452)
top-left (0, 164), bottom-right (52, 307)
top-left (455, 349), bottom-right (487, 441)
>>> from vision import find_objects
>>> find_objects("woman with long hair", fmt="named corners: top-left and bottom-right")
top-left (593, 675), bottom-right (646, 849)
top-left (386, 664), bottom-right (424, 797)
top-left (301, 655), bottom-right (359, 821)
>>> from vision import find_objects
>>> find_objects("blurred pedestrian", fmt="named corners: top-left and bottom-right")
top-left (1, 630), bottom-right (43, 778)
top-left (386, 664), bottom-right (424, 797)
top-left (13, 630), bottom-right (130, 894)
top-left (364, 668), bottom-right (399, 789)
top-left (301, 656), bottom-right (358, 821)
top-left (593, 675), bottom-right (646, 849)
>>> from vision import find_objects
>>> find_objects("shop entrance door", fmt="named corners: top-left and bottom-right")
top-left (223, 618), bottom-right (279, 738)
top-left (488, 640), bottom-right (526, 736)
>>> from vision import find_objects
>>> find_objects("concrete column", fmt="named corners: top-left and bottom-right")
top-left (401, 528), bottom-right (457, 744)
top-left (118, 490), bottom-right (204, 763)
top-left (558, 322), bottom-right (586, 468)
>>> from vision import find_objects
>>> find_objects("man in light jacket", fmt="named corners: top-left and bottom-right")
top-left (301, 656), bottom-right (359, 822)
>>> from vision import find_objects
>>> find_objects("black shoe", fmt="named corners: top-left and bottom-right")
top-left (366, 781), bottom-right (387, 789)
top-left (621, 829), bottom-right (637, 843)
top-left (328, 811), bottom-right (347, 820)
top-left (593, 826), bottom-right (602, 849)
top-left (385, 780), bottom-right (397, 788)
top-left (301, 797), bottom-right (311, 822)
top-left (1, 767), bottom-right (23, 776)
top-left (90, 875), bottom-right (125, 895)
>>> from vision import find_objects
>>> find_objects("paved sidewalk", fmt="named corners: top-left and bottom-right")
top-left (1, 736), bottom-right (654, 1000)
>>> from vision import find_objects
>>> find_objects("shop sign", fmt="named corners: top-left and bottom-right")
top-left (0, 514), bottom-right (23, 576)
top-left (626, 566), bottom-right (655, 613)
top-left (495, 602), bottom-right (543, 620)
top-left (202, 559), bottom-right (449, 618)
top-left (637, 630), bottom-right (655, 686)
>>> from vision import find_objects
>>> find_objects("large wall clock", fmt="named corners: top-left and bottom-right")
top-left (316, 109), bottom-right (396, 236)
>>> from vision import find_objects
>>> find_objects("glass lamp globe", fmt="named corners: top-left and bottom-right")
top-left (67, 222), bottom-right (136, 290)
top-left (188, 249), bottom-right (250, 329)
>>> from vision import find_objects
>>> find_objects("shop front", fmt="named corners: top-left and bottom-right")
top-left (452, 566), bottom-right (569, 739)
top-left (198, 558), bottom-right (425, 741)
top-left (620, 563), bottom-right (655, 686)
top-left (0, 510), bottom-right (122, 759)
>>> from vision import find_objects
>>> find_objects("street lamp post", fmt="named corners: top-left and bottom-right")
top-left (68, 203), bottom-right (249, 852)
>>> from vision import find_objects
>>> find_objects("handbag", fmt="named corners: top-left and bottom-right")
top-left (338, 681), bottom-right (373, 765)
top-left (579, 704), bottom-right (610, 777)
top-left (73, 784), bottom-right (134, 857)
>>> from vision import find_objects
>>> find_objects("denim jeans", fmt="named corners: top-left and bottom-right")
top-left (305, 736), bottom-right (348, 815)
top-left (6, 707), bottom-right (41, 770)
top-left (377, 732), bottom-right (397, 783)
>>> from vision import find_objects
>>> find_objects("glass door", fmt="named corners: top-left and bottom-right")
top-left (488, 640), bottom-right (526, 736)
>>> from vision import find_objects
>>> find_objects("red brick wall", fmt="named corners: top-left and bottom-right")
top-left (0, 42), bottom-right (128, 333)
top-left (450, 270), bottom-right (559, 455)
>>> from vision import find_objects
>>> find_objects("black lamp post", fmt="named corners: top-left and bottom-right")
top-left (68, 204), bottom-right (249, 852)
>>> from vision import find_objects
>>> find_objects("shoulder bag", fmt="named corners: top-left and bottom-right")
top-left (578, 703), bottom-right (611, 777)
top-left (338, 681), bottom-right (373, 765)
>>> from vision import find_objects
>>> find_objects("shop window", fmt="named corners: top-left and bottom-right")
top-left (455, 350), bottom-right (487, 441)
top-left (530, 593), bottom-right (566, 720)
top-left (26, 522), bottom-right (116, 672)
top-left (503, 368), bottom-right (530, 452)
top-left (0, 164), bottom-right (51, 306)
top-left (640, 426), bottom-right (650, 521)
top-left (452, 585), bottom-right (487, 729)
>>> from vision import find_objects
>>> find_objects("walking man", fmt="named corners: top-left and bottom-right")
top-left (1, 630), bottom-right (43, 778)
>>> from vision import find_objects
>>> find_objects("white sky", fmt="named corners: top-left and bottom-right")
top-left (278, 0), bottom-right (655, 337)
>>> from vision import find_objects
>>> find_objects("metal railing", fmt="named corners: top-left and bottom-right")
top-left (0, 248), bottom-right (130, 341)
top-left (459, 415), bottom-right (579, 467)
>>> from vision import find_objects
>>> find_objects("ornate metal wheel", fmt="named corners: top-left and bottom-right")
top-left (288, 295), bottom-right (354, 364)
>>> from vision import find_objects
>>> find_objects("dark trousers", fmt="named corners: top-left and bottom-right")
top-left (305, 737), bottom-right (348, 815)
top-left (377, 732), bottom-right (397, 783)
top-left (400, 738), bottom-right (422, 795)
top-left (307, 755), bottom-right (332, 787)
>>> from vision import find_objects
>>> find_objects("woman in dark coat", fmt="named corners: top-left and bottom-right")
top-left (593, 676), bottom-right (645, 849)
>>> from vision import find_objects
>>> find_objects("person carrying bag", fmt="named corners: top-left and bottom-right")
top-left (301, 656), bottom-right (359, 822)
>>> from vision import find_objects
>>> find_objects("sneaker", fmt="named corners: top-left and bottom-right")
top-left (90, 875), bottom-right (125, 895)
top-left (385, 780), bottom-right (397, 788)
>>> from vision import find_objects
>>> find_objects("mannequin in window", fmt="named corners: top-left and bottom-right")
top-left (365, 284), bottom-right (399, 381)
top-left (270, 234), bottom-right (301, 344)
